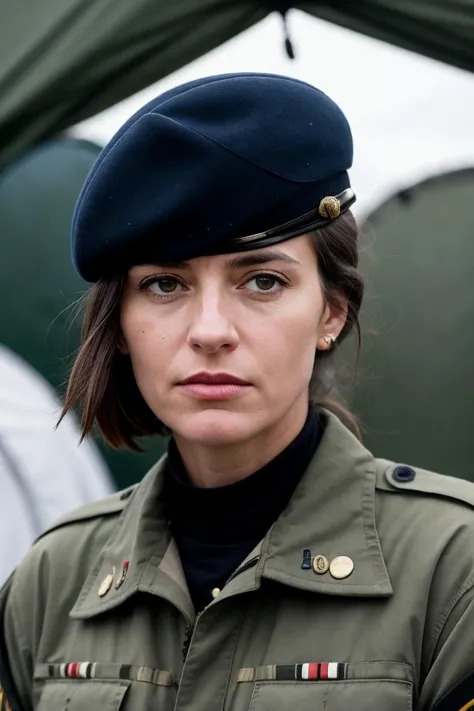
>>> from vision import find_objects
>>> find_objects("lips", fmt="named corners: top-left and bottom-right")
top-left (180, 372), bottom-right (250, 386)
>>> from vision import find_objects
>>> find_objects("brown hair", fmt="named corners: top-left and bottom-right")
top-left (308, 210), bottom-right (363, 436)
top-left (60, 210), bottom-right (364, 450)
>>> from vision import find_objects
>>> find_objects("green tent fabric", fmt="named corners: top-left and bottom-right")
top-left (0, 138), bottom-right (98, 389)
top-left (1, 0), bottom-right (474, 167)
top-left (348, 167), bottom-right (474, 481)
top-left (0, 137), bottom-right (166, 488)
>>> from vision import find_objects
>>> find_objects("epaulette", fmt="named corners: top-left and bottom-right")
top-left (375, 459), bottom-right (474, 509)
top-left (35, 484), bottom-right (139, 542)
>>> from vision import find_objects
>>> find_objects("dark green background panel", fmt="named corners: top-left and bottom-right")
top-left (351, 168), bottom-right (474, 480)
top-left (0, 138), bottom-right (166, 488)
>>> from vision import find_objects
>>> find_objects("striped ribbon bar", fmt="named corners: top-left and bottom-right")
top-left (35, 662), bottom-right (175, 687)
top-left (238, 662), bottom-right (347, 683)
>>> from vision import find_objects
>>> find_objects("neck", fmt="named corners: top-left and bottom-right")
top-left (173, 398), bottom-right (309, 487)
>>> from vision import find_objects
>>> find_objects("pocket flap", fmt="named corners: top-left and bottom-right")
top-left (236, 660), bottom-right (414, 711)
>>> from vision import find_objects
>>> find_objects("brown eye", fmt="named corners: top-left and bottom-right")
top-left (156, 278), bottom-right (179, 293)
top-left (245, 273), bottom-right (285, 294)
top-left (141, 276), bottom-right (185, 297)
top-left (254, 275), bottom-right (277, 291)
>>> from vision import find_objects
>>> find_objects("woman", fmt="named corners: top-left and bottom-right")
top-left (1, 73), bottom-right (474, 711)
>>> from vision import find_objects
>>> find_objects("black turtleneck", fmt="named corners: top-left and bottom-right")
top-left (164, 405), bottom-right (320, 612)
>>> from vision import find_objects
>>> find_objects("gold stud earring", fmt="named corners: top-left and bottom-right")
top-left (323, 335), bottom-right (336, 349)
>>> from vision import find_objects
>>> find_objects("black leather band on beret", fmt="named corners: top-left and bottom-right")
top-left (224, 189), bottom-right (356, 252)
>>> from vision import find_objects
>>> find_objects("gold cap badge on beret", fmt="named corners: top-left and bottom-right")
top-left (318, 196), bottom-right (341, 219)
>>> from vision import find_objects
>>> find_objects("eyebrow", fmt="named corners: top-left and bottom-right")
top-left (228, 251), bottom-right (301, 269)
top-left (150, 250), bottom-right (301, 270)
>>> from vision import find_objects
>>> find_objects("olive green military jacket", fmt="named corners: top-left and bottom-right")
top-left (2, 412), bottom-right (474, 711)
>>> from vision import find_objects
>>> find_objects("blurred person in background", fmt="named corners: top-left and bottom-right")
top-left (1, 73), bottom-right (474, 711)
top-left (0, 344), bottom-right (112, 584)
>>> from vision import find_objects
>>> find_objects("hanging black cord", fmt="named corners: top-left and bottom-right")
top-left (280, 8), bottom-right (295, 59)
top-left (265, 1), bottom-right (296, 59)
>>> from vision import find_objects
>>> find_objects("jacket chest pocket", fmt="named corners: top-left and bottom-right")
top-left (35, 679), bottom-right (130, 711)
top-left (33, 662), bottom-right (177, 711)
top-left (235, 661), bottom-right (414, 711)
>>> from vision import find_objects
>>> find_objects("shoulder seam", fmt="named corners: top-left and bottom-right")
top-left (375, 460), bottom-right (474, 510)
top-left (35, 486), bottom-right (138, 542)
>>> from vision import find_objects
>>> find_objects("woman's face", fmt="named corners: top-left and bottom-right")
top-left (120, 235), bottom-right (345, 447)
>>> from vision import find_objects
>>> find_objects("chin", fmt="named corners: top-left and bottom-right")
top-left (169, 409), bottom-right (258, 446)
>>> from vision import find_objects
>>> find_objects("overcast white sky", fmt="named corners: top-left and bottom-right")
top-left (72, 10), bottom-right (474, 216)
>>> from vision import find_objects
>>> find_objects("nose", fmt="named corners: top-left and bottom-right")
top-left (187, 289), bottom-right (239, 354)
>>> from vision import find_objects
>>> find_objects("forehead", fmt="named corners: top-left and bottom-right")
top-left (130, 235), bottom-right (316, 274)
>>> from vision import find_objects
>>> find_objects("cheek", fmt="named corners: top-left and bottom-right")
top-left (120, 304), bottom-right (174, 379)
top-left (255, 301), bottom-right (320, 382)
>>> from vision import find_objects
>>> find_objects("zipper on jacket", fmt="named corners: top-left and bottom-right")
top-left (148, 592), bottom-right (194, 667)
top-left (181, 610), bottom-right (203, 662)
top-left (182, 628), bottom-right (191, 661)
top-left (182, 623), bottom-right (195, 661)
top-left (181, 557), bottom-right (259, 662)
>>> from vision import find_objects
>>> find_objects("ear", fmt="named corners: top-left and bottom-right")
top-left (117, 333), bottom-right (130, 355)
top-left (317, 295), bottom-right (348, 351)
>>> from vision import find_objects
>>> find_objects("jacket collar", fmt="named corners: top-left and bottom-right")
top-left (259, 412), bottom-right (392, 597)
top-left (70, 411), bottom-right (392, 621)
top-left (70, 456), bottom-right (196, 621)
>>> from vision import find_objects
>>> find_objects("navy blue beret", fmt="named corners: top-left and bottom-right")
top-left (72, 72), bottom-right (355, 282)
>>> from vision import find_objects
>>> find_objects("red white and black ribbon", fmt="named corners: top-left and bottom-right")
top-left (237, 662), bottom-right (347, 683)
